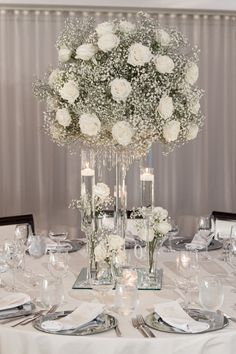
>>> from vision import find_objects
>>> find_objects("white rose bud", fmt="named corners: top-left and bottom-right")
top-left (185, 62), bottom-right (199, 85)
top-left (157, 96), bottom-right (174, 119)
top-left (94, 183), bottom-right (110, 199)
top-left (155, 29), bottom-right (171, 46)
top-left (58, 47), bottom-right (72, 62)
top-left (154, 55), bottom-right (174, 74)
top-left (97, 33), bottom-right (120, 52)
top-left (189, 100), bottom-right (200, 115)
top-left (75, 43), bottom-right (98, 61)
top-left (59, 80), bottom-right (79, 104)
top-left (56, 108), bottom-right (72, 128)
top-left (153, 207), bottom-right (168, 221)
top-left (112, 121), bottom-right (133, 146)
top-left (163, 120), bottom-right (180, 142)
top-left (127, 43), bottom-right (152, 67)
top-left (186, 123), bottom-right (199, 140)
top-left (119, 20), bottom-right (135, 34)
top-left (110, 78), bottom-right (132, 103)
top-left (79, 113), bottom-right (101, 136)
top-left (155, 221), bottom-right (172, 235)
top-left (95, 21), bottom-right (114, 37)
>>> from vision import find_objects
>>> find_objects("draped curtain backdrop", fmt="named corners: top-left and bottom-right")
top-left (0, 7), bottom-right (236, 236)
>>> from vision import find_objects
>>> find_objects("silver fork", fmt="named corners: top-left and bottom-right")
top-left (132, 318), bottom-right (149, 337)
top-left (137, 314), bottom-right (156, 338)
top-left (20, 304), bottom-right (59, 326)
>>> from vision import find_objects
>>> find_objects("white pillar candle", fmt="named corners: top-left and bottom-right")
top-left (81, 163), bottom-right (95, 176)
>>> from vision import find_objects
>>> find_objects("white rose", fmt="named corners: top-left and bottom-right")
top-left (58, 47), bottom-right (72, 62)
top-left (94, 243), bottom-right (107, 262)
top-left (59, 80), bottom-right (79, 104)
top-left (94, 183), bottom-right (110, 199)
top-left (75, 44), bottom-right (98, 61)
top-left (79, 113), bottom-right (101, 136)
top-left (110, 78), bottom-right (132, 103)
top-left (55, 108), bottom-right (72, 128)
top-left (186, 123), bottom-right (199, 140)
top-left (189, 100), bottom-right (200, 115)
top-left (185, 62), bottom-right (199, 85)
top-left (153, 207), bottom-right (168, 221)
top-left (155, 29), bottom-right (171, 46)
top-left (154, 55), bottom-right (174, 74)
top-left (127, 43), bottom-right (152, 67)
top-left (95, 21), bottom-right (114, 37)
top-left (119, 21), bottom-right (135, 34)
top-left (138, 227), bottom-right (155, 242)
top-left (109, 235), bottom-right (125, 251)
top-left (154, 221), bottom-right (172, 235)
top-left (48, 69), bottom-right (61, 87)
top-left (157, 96), bottom-right (174, 119)
top-left (163, 120), bottom-right (180, 142)
top-left (97, 33), bottom-right (120, 52)
top-left (112, 121), bottom-right (133, 146)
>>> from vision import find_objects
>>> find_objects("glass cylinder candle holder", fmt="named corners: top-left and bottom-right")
top-left (140, 167), bottom-right (154, 210)
top-left (80, 150), bottom-right (95, 232)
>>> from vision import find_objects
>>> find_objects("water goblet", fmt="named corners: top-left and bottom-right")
top-left (165, 216), bottom-right (179, 252)
top-left (49, 230), bottom-right (68, 249)
top-left (176, 250), bottom-right (199, 308)
top-left (40, 277), bottom-right (64, 309)
top-left (199, 276), bottom-right (224, 323)
top-left (198, 216), bottom-right (212, 261)
top-left (48, 250), bottom-right (69, 280)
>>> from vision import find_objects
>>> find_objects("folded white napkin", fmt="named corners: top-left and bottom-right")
top-left (185, 230), bottom-right (214, 251)
top-left (42, 302), bottom-right (105, 332)
top-left (154, 301), bottom-right (209, 333)
top-left (0, 291), bottom-right (31, 311)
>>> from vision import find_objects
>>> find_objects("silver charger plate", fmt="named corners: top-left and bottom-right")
top-left (164, 238), bottom-right (223, 251)
top-left (145, 308), bottom-right (229, 334)
top-left (0, 302), bottom-right (35, 320)
top-left (33, 311), bottom-right (117, 336)
top-left (47, 239), bottom-right (86, 253)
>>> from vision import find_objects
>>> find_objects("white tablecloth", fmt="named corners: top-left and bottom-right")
top-left (1, 246), bottom-right (236, 354)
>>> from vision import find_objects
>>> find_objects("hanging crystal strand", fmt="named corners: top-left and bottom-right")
top-left (114, 153), bottom-right (127, 239)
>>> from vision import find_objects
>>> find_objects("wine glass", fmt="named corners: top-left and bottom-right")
top-left (176, 250), bottom-right (199, 308)
top-left (49, 230), bottom-right (68, 248)
top-left (165, 216), bottom-right (179, 252)
top-left (4, 241), bottom-right (24, 292)
top-left (198, 216), bottom-right (212, 261)
top-left (199, 276), bottom-right (224, 323)
top-left (48, 250), bottom-right (69, 280)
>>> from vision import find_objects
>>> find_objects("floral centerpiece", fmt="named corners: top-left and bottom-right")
top-left (33, 12), bottom-right (204, 162)
top-left (132, 206), bottom-right (171, 273)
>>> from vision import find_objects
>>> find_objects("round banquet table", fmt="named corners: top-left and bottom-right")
top-left (0, 245), bottom-right (236, 354)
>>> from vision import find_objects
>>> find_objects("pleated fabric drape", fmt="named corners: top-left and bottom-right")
top-left (0, 8), bottom-right (235, 236)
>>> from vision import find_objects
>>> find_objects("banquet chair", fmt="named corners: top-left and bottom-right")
top-left (0, 214), bottom-right (35, 240)
top-left (210, 211), bottom-right (236, 238)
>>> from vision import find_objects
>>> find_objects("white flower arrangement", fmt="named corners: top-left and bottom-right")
top-left (33, 12), bottom-right (204, 159)
top-left (93, 230), bottom-right (126, 265)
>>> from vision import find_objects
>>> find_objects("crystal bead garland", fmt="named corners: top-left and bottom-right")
top-left (114, 152), bottom-right (127, 240)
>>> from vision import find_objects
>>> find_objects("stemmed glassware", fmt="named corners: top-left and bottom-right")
top-left (4, 241), bottom-right (24, 292)
top-left (165, 217), bottom-right (179, 252)
top-left (176, 250), bottom-right (199, 308)
top-left (0, 247), bottom-right (8, 288)
top-left (199, 276), bottom-right (224, 323)
top-left (198, 216), bottom-right (212, 261)
top-left (49, 230), bottom-right (68, 249)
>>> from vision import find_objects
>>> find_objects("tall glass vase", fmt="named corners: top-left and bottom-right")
top-left (114, 153), bottom-right (127, 239)
top-left (80, 149), bottom-right (96, 283)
